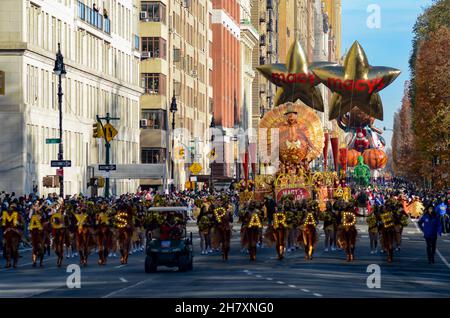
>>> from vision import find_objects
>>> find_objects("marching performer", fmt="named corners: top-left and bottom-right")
top-left (28, 201), bottom-right (46, 267)
top-left (1, 204), bottom-right (23, 268)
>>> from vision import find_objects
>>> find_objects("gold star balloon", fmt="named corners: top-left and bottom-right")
top-left (256, 41), bottom-right (334, 112)
top-left (312, 41), bottom-right (401, 121)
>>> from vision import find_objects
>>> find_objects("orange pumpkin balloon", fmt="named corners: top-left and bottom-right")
top-left (347, 149), bottom-right (361, 167)
top-left (362, 149), bottom-right (387, 169)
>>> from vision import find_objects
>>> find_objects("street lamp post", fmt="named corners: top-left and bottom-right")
top-left (170, 91), bottom-right (177, 193)
top-left (209, 113), bottom-right (215, 192)
top-left (53, 43), bottom-right (66, 198)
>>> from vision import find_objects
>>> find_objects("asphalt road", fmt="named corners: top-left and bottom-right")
top-left (1, 220), bottom-right (450, 298)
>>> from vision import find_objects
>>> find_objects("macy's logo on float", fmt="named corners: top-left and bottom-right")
top-left (271, 72), bottom-right (386, 94)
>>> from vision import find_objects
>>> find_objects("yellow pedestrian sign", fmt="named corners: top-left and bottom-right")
top-left (175, 146), bottom-right (186, 160)
top-left (103, 123), bottom-right (118, 143)
top-left (207, 148), bottom-right (217, 161)
top-left (189, 162), bottom-right (202, 175)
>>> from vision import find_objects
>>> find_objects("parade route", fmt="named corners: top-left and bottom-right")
top-left (1, 222), bottom-right (449, 298)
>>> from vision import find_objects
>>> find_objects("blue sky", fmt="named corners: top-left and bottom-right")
top-left (341, 0), bottom-right (434, 148)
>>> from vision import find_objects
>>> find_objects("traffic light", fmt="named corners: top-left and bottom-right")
top-left (89, 177), bottom-right (105, 188)
top-left (93, 122), bottom-right (103, 138)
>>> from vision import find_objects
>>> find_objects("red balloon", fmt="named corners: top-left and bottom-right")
top-left (362, 149), bottom-right (387, 169)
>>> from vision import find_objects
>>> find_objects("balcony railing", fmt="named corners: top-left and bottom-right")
top-left (77, 1), bottom-right (111, 34)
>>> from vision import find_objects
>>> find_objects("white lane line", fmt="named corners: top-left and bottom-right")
top-left (119, 277), bottom-right (128, 283)
top-left (412, 219), bottom-right (450, 269)
top-left (443, 240), bottom-right (450, 243)
top-left (255, 275), bottom-right (262, 278)
top-left (102, 279), bottom-right (152, 298)
top-left (361, 235), bottom-right (368, 238)
top-left (403, 237), bottom-right (410, 240)
top-left (266, 278), bottom-right (273, 281)
top-left (301, 289), bottom-right (310, 293)
top-left (288, 284), bottom-right (296, 288)
top-left (276, 281), bottom-right (285, 284)
top-left (115, 265), bottom-right (126, 269)
top-left (313, 293), bottom-right (323, 297)
top-left (436, 250), bottom-right (450, 269)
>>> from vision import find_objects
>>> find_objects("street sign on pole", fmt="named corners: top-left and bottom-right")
top-left (103, 123), bottom-right (118, 143)
top-left (46, 138), bottom-right (61, 144)
top-left (51, 160), bottom-right (71, 167)
top-left (99, 164), bottom-right (117, 171)
top-left (189, 162), bottom-right (202, 175)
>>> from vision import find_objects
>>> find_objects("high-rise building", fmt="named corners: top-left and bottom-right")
top-left (322, 0), bottom-right (341, 62)
top-left (0, 0), bottom-right (141, 195)
top-left (240, 0), bottom-right (259, 180)
top-left (210, 0), bottom-right (241, 181)
top-left (138, 0), bottom-right (213, 191)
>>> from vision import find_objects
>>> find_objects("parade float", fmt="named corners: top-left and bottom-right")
top-left (234, 39), bottom-right (400, 205)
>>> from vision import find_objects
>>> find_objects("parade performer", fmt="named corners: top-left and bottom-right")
top-left (322, 201), bottom-right (337, 252)
top-left (393, 200), bottom-right (409, 251)
top-left (378, 204), bottom-right (396, 263)
top-left (367, 206), bottom-right (380, 254)
top-left (73, 206), bottom-right (92, 266)
top-left (96, 202), bottom-right (112, 265)
top-left (28, 201), bottom-right (46, 267)
top-left (284, 199), bottom-right (298, 252)
top-left (115, 202), bottom-right (134, 265)
top-left (267, 203), bottom-right (288, 260)
top-left (1, 204), bottom-right (23, 268)
top-left (241, 201), bottom-right (264, 261)
top-left (50, 202), bottom-right (69, 267)
top-left (300, 200), bottom-right (319, 260)
top-left (211, 196), bottom-right (233, 261)
top-left (336, 201), bottom-right (361, 262)
top-left (197, 202), bottom-right (212, 255)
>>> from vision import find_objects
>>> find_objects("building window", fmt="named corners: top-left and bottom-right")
top-left (141, 147), bottom-right (166, 164)
top-left (141, 110), bottom-right (166, 130)
top-left (141, 1), bottom-right (166, 24)
top-left (141, 37), bottom-right (166, 59)
top-left (134, 35), bottom-right (140, 50)
top-left (141, 73), bottom-right (166, 95)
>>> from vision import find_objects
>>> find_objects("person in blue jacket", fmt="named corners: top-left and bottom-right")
top-left (435, 198), bottom-right (448, 234)
top-left (418, 204), bottom-right (442, 264)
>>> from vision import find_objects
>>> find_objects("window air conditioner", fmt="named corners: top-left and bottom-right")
top-left (141, 52), bottom-right (150, 59)
top-left (140, 11), bottom-right (148, 20)
top-left (140, 119), bottom-right (148, 129)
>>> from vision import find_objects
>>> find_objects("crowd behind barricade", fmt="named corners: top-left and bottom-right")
top-left (0, 178), bottom-right (448, 268)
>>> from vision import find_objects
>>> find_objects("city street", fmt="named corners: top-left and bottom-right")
top-left (1, 220), bottom-right (449, 298)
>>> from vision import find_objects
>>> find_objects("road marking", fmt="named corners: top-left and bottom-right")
top-left (403, 237), bottom-right (410, 240)
top-left (115, 265), bottom-right (126, 269)
top-left (119, 277), bottom-right (128, 283)
top-left (288, 284), bottom-right (296, 288)
top-left (102, 279), bottom-right (152, 298)
top-left (255, 275), bottom-right (262, 278)
top-left (443, 240), bottom-right (450, 243)
top-left (313, 293), bottom-right (323, 297)
top-left (276, 281), bottom-right (285, 284)
top-left (436, 250), bottom-right (450, 269)
top-left (266, 278), bottom-right (273, 281)
top-left (361, 235), bottom-right (368, 238)
top-left (301, 289), bottom-right (310, 292)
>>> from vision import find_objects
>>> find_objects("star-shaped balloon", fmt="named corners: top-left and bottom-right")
top-left (312, 41), bottom-right (401, 121)
top-left (256, 41), bottom-right (333, 112)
